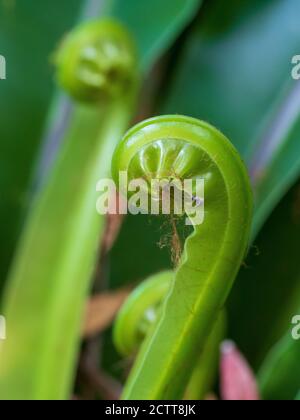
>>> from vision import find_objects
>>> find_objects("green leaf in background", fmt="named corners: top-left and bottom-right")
top-left (161, 0), bottom-right (300, 232)
top-left (0, 0), bottom-right (83, 286)
top-left (162, 0), bottom-right (300, 158)
top-left (250, 85), bottom-right (300, 237)
top-left (105, 0), bottom-right (201, 71)
top-left (228, 181), bottom-right (300, 368)
top-left (259, 319), bottom-right (300, 400)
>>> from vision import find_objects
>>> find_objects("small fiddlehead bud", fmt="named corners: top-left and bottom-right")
top-left (114, 271), bottom-right (173, 357)
top-left (114, 271), bottom-right (226, 400)
top-left (55, 20), bottom-right (137, 103)
top-left (112, 115), bottom-right (253, 399)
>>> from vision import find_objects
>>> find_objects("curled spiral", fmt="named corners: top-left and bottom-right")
top-left (55, 19), bottom-right (137, 103)
top-left (113, 271), bottom-right (173, 357)
top-left (114, 271), bottom-right (226, 399)
top-left (112, 115), bottom-right (253, 399)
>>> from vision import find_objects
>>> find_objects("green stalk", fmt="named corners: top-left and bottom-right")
top-left (0, 19), bottom-right (138, 400)
top-left (184, 312), bottom-right (226, 400)
top-left (114, 271), bottom-right (226, 400)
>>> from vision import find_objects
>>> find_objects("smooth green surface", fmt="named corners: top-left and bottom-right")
top-left (112, 115), bottom-right (253, 399)
top-left (184, 312), bottom-right (226, 400)
top-left (259, 323), bottom-right (300, 400)
top-left (114, 271), bottom-right (173, 356)
top-left (0, 100), bottom-right (133, 400)
top-left (228, 181), bottom-right (300, 367)
top-left (106, 0), bottom-right (201, 70)
top-left (0, 0), bottom-right (83, 285)
top-left (114, 270), bottom-right (225, 400)
top-left (251, 105), bottom-right (300, 238)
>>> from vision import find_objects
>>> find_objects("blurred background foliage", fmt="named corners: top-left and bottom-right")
top-left (0, 0), bottom-right (300, 399)
top-left (0, 0), bottom-right (83, 286)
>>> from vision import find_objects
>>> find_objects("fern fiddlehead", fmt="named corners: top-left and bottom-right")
top-left (0, 19), bottom-right (138, 400)
top-left (112, 115), bottom-right (253, 399)
top-left (114, 271), bottom-right (173, 357)
top-left (114, 271), bottom-right (225, 400)
top-left (56, 20), bottom-right (137, 103)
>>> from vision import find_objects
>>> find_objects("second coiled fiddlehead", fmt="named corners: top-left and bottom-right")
top-left (114, 271), bottom-right (225, 399)
top-left (56, 20), bottom-right (137, 103)
top-left (112, 115), bottom-right (253, 399)
top-left (114, 271), bottom-right (173, 357)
